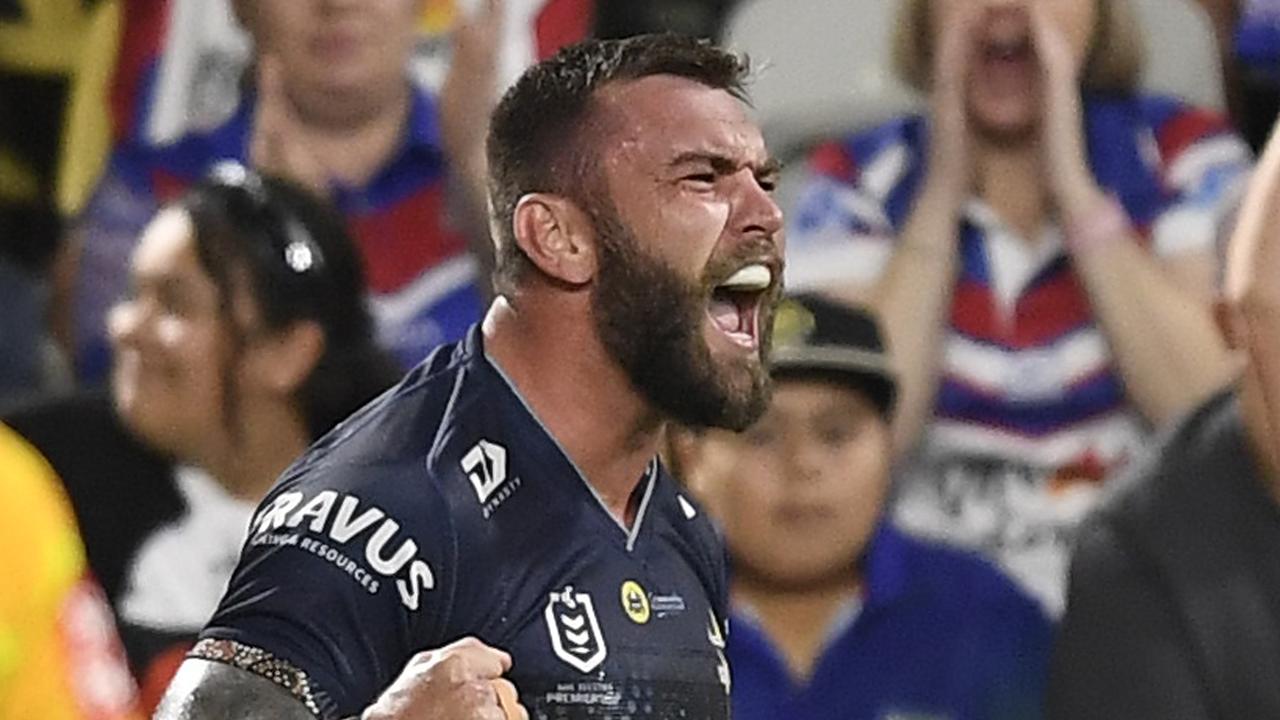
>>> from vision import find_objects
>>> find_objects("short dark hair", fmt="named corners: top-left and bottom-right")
top-left (485, 33), bottom-right (751, 294)
top-left (179, 166), bottom-right (400, 441)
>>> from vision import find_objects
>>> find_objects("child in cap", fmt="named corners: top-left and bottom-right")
top-left (675, 293), bottom-right (1053, 720)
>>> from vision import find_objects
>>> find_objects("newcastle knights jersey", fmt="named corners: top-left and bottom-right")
top-left (193, 326), bottom-right (731, 719)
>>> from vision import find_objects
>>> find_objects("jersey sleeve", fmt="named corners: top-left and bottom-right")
top-left (1147, 103), bottom-right (1252, 258)
top-left (784, 134), bottom-right (906, 291)
top-left (195, 459), bottom-right (458, 719)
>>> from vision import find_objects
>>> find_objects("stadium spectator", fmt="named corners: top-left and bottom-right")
top-left (785, 0), bottom-right (1252, 612)
top-left (5, 166), bottom-right (400, 713)
top-left (64, 0), bottom-right (504, 383)
top-left (1047, 116), bottom-right (1280, 720)
top-left (0, 422), bottom-right (140, 720)
top-left (676, 294), bottom-right (1052, 720)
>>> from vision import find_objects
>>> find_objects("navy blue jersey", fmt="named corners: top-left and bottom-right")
top-left (194, 327), bottom-right (731, 719)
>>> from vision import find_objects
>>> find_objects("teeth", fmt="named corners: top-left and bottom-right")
top-left (720, 264), bottom-right (772, 291)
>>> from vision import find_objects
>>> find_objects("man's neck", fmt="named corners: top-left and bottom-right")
top-left (482, 297), bottom-right (662, 527)
top-left (733, 573), bottom-right (862, 683)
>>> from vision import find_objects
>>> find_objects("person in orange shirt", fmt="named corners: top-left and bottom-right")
top-left (0, 423), bottom-right (140, 720)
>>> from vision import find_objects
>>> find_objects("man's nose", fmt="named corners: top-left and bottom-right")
top-left (730, 169), bottom-right (784, 242)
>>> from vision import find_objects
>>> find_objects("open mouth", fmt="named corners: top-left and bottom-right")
top-left (707, 263), bottom-right (773, 351)
top-left (982, 34), bottom-right (1033, 66)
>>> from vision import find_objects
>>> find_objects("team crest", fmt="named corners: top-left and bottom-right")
top-left (545, 586), bottom-right (608, 673)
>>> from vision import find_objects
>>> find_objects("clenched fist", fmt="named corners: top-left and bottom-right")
top-left (362, 637), bottom-right (528, 720)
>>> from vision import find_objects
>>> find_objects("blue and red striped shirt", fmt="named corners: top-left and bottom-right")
top-left (786, 94), bottom-right (1251, 612)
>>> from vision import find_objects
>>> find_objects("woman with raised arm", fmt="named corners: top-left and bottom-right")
top-left (786, 0), bottom-right (1252, 613)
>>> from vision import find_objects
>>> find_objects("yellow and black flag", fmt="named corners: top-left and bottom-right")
top-left (0, 0), bottom-right (107, 269)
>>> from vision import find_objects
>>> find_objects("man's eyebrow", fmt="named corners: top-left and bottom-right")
top-left (667, 151), bottom-right (783, 177)
top-left (756, 157), bottom-right (782, 177)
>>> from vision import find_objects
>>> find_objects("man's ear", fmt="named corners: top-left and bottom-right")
top-left (511, 194), bottom-right (598, 286)
top-left (245, 320), bottom-right (326, 396)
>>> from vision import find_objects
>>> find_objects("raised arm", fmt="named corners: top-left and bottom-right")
top-left (1032, 2), bottom-right (1239, 428)
top-left (1060, 198), bottom-right (1236, 427)
top-left (845, 0), bottom-right (980, 455)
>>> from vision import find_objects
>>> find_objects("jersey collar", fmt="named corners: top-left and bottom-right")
top-left (473, 326), bottom-right (661, 551)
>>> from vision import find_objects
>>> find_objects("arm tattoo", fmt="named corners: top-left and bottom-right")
top-left (153, 660), bottom-right (322, 720)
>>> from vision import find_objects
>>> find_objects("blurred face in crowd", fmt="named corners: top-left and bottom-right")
top-left (942, 0), bottom-right (1098, 141)
top-left (588, 76), bottom-right (785, 431)
top-left (686, 377), bottom-right (892, 588)
top-left (237, 0), bottom-right (420, 111)
top-left (108, 209), bottom-right (265, 464)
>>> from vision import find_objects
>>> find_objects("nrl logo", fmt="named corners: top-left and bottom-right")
top-left (545, 586), bottom-right (608, 673)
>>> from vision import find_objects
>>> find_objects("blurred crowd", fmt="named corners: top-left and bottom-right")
top-left (2, 0), bottom-right (1279, 718)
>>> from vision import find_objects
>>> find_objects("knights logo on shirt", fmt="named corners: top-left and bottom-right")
top-left (545, 586), bottom-right (608, 673)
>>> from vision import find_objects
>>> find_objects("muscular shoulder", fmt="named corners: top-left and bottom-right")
top-left (238, 337), bottom-right (515, 611)
top-left (264, 338), bottom-right (483, 499)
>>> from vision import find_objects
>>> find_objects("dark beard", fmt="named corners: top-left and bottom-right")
top-left (589, 202), bottom-right (774, 431)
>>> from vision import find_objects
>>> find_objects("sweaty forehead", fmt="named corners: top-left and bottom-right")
top-left (593, 75), bottom-right (768, 166)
